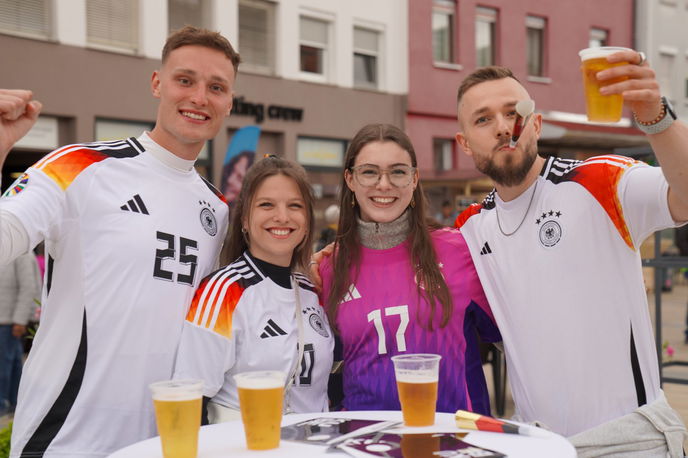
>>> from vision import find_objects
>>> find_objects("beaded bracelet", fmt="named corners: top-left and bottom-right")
top-left (634, 103), bottom-right (666, 126)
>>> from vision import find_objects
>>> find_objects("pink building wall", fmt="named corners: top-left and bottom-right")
top-left (408, 0), bottom-right (634, 176)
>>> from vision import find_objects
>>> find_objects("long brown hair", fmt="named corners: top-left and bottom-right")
top-left (327, 124), bottom-right (452, 331)
top-left (222, 155), bottom-right (315, 272)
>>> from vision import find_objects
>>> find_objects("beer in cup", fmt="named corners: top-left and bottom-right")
top-left (391, 354), bottom-right (441, 426)
top-left (149, 379), bottom-right (203, 458)
top-left (579, 46), bottom-right (631, 123)
top-left (234, 370), bottom-right (285, 450)
top-left (400, 433), bottom-right (441, 456)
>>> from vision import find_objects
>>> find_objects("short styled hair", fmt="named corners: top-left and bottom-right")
top-left (162, 26), bottom-right (241, 73)
top-left (456, 66), bottom-right (519, 107)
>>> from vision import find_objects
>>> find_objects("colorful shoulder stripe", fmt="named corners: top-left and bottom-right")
top-left (454, 202), bottom-right (484, 229)
top-left (545, 155), bottom-right (638, 249)
top-left (185, 256), bottom-right (261, 339)
top-left (32, 138), bottom-right (143, 191)
top-left (200, 176), bottom-right (227, 204)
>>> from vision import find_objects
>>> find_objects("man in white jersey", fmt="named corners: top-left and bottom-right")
top-left (0, 26), bottom-right (238, 457)
top-left (454, 50), bottom-right (688, 456)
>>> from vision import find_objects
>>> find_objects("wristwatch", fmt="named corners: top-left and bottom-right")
top-left (634, 96), bottom-right (677, 135)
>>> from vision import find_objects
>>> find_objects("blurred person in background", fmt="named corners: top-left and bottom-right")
top-left (0, 253), bottom-right (41, 416)
top-left (316, 204), bottom-right (339, 251)
top-left (435, 200), bottom-right (457, 227)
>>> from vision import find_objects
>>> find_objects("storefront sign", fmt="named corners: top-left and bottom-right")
top-left (297, 137), bottom-right (346, 168)
top-left (233, 96), bottom-right (303, 124)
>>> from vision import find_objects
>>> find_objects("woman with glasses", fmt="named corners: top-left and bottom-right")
top-left (319, 124), bottom-right (501, 415)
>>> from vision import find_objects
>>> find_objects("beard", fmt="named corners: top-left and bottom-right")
top-left (475, 136), bottom-right (538, 187)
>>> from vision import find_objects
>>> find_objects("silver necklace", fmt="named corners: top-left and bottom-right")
top-left (496, 181), bottom-right (538, 237)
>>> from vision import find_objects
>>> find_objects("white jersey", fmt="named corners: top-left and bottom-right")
top-left (173, 252), bottom-right (333, 414)
top-left (0, 133), bottom-right (228, 457)
top-left (456, 155), bottom-right (677, 437)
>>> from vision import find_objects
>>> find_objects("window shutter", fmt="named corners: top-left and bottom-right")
top-left (0, 0), bottom-right (51, 38)
top-left (239, 3), bottom-right (269, 67)
top-left (86, 0), bottom-right (138, 52)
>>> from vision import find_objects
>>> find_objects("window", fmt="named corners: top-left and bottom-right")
top-left (297, 137), bottom-right (346, 168)
top-left (0, 0), bottom-right (52, 39)
top-left (86, 0), bottom-right (138, 52)
top-left (526, 16), bottom-right (546, 77)
top-left (658, 52), bottom-right (675, 101)
top-left (300, 16), bottom-right (329, 76)
top-left (475, 7), bottom-right (496, 66)
top-left (353, 27), bottom-right (379, 89)
top-left (432, 0), bottom-right (455, 63)
top-left (168, 0), bottom-right (210, 31)
top-left (589, 28), bottom-right (608, 48)
top-left (433, 138), bottom-right (454, 172)
top-left (239, 0), bottom-right (275, 73)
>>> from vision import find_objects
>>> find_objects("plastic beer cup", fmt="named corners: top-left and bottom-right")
top-left (391, 354), bottom-right (441, 426)
top-left (149, 379), bottom-right (203, 458)
top-left (579, 46), bottom-right (632, 123)
top-left (234, 370), bottom-right (285, 450)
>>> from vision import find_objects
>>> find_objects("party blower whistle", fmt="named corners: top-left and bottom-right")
top-left (509, 99), bottom-right (535, 149)
top-left (455, 410), bottom-right (546, 437)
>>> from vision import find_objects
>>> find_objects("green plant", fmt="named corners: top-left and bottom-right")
top-left (0, 422), bottom-right (12, 458)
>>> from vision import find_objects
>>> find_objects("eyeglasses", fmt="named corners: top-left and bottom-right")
top-left (349, 164), bottom-right (416, 188)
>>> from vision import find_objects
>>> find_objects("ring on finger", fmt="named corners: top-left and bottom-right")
top-left (636, 51), bottom-right (647, 66)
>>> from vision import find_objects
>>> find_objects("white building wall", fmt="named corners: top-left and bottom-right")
top-left (636, 0), bottom-right (688, 121)
top-left (54, 0), bottom-right (86, 47)
top-left (47, 0), bottom-right (407, 94)
top-left (140, 0), bottom-right (168, 58)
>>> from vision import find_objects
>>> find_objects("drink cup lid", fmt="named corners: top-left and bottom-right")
top-left (579, 46), bottom-right (633, 61)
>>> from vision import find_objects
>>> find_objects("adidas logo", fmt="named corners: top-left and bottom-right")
top-left (260, 319), bottom-right (287, 339)
top-left (480, 242), bottom-right (492, 255)
top-left (341, 284), bottom-right (361, 303)
top-left (120, 194), bottom-right (149, 215)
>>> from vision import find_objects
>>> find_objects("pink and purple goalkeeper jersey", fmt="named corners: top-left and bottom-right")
top-left (320, 228), bottom-right (501, 415)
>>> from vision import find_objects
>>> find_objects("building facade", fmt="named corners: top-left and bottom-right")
top-left (1, 0), bottom-right (408, 221)
top-left (635, 0), bottom-right (688, 122)
top-left (408, 0), bottom-right (649, 212)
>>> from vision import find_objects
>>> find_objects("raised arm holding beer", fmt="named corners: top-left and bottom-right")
top-left (453, 48), bottom-right (688, 456)
top-left (597, 48), bottom-right (688, 222)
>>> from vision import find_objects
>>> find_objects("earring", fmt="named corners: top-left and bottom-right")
top-left (409, 196), bottom-right (416, 208)
top-left (241, 227), bottom-right (247, 234)
top-left (351, 195), bottom-right (356, 208)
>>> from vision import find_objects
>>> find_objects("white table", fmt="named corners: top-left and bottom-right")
top-left (108, 410), bottom-right (576, 457)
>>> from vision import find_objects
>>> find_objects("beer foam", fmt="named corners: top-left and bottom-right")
top-left (234, 372), bottom-right (285, 389)
top-left (395, 372), bottom-right (437, 384)
top-left (149, 380), bottom-right (203, 401)
top-left (579, 47), bottom-right (632, 61)
top-left (152, 392), bottom-right (201, 401)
